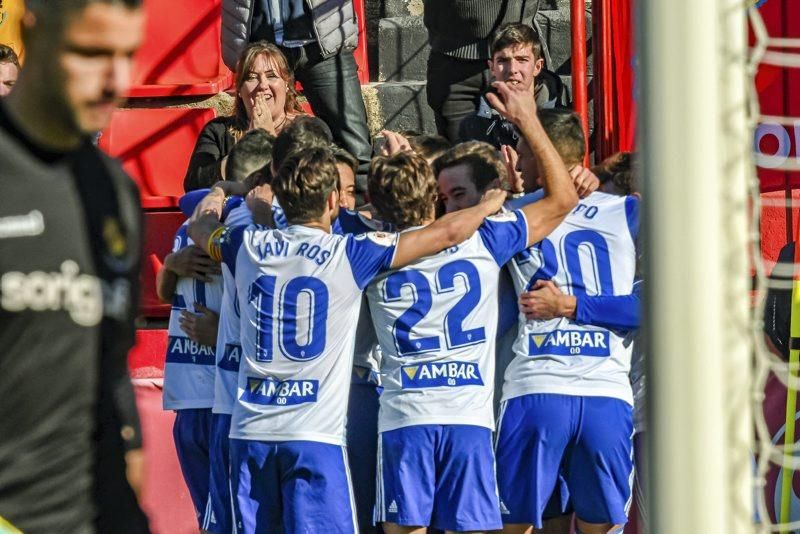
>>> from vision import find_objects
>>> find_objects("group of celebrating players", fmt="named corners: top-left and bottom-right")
top-left (158, 30), bottom-right (641, 534)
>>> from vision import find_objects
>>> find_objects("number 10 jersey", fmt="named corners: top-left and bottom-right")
top-left (218, 224), bottom-right (398, 445)
top-left (504, 192), bottom-right (639, 405)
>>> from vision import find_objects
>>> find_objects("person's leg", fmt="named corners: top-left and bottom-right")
top-left (431, 425), bottom-right (502, 534)
top-left (495, 395), bottom-right (574, 532)
top-left (172, 408), bottom-right (213, 523)
top-left (375, 426), bottom-right (437, 532)
top-left (293, 47), bottom-right (372, 203)
top-left (346, 379), bottom-right (383, 534)
top-left (229, 438), bottom-right (281, 534)
top-left (205, 413), bottom-right (233, 533)
top-left (279, 441), bottom-right (359, 533)
top-left (567, 397), bottom-right (634, 534)
top-left (426, 51), bottom-right (489, 143)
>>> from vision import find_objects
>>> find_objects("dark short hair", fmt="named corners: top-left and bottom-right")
top-left (369, 152), bottom-right (437, 230)
top-left (273, 146), bottom-right (338, 223)
top-left (491, 23), bottom-right (542, 61)
top-left (433, 141), bottom-right (506, 193)
top-left (272, 116), bottom-right (334, 170)
top-left (407, 134), bottom-right (451, 163)
top-left (536, 109), bottom-right (586, 166)
top-left (0, 45), bottom-right (20, 68)
top-left (225, 129), bottom-right (276, 184)
top-left (331, 145), bottom-right (357, 174)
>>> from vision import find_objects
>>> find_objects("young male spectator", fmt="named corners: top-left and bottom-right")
top-left (0, 44), bottom-right (19, 97)
top-left (366, 81), bottom-right (577, 532)
top-left (423, 0), bottom-right (539, 142)
top-left (459, 23), bottom-right (560, 149)
top-left (495, 108), bottom-right (640, 534)
top-left (188, 144), bottom-right (508, 533)
top-left (221, 0), bottom-right (373, 203)
top-left (0, 0), bottom-right (148, 531)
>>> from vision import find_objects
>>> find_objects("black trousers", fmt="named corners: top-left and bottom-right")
top-left (284, 44), bottom-right (373, 205)
top-left (426, 51), bottom-right (491, 143)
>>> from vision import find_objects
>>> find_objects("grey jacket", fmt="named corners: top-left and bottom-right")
top-left (221, 0), bottom-right (359, 70)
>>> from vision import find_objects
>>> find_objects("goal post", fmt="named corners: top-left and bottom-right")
top-left (639, 0), bottom-right (753, 532)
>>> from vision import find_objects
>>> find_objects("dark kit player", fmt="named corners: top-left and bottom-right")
top-left (0, 0), bottom-right (149, 532)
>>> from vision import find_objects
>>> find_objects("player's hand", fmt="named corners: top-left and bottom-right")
top-left (501, 145), bottom-right (525, 194)
top-left (380, 130), bottom-right (413, 157)
top-left (250, 93), bottom-right (275, 134)
top-left (485, 80), bottom-right (537, 126)
top-left (479, 188), bottom-right (507, 215)
top-left (519, 280), bottom-right (570, 320)
top-left (179, 303), bottom-right (220, 347)
top-left (164, 246), bottom-right (221, 282)
top-left (248, 183), bottom-right (275, 226)
top-left (569, 165), bottom-right (599, 198)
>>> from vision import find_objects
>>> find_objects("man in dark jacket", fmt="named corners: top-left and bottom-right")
top-left (221, 0), bottom-right (372, 204)
top-left (423, 0), bottom-right (540, 142)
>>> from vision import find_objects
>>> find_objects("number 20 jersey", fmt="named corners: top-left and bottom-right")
top-left (504, 192), bottom-right (639, 405)
top-left (367, 212), bottom-right (529, 433)
top-left (219, 224), bottom-right (398, 445)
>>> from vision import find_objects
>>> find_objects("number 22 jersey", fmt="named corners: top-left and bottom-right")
top-left (367, 211), bottom-right (529, 432)
top-left (504, 192), bottom-right (639, 405)
top-left (217, 224), bottom-right (398, 445)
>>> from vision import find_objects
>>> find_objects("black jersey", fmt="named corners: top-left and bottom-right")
top-left (0, 103), bottom-right (146, 532)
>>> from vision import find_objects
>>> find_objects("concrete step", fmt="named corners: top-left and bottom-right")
top-left (377, 16), bottom-right (430, 82)
top-left (361, 81), bottom-right (436, 136)
top-left (384, 0), bottom-right (424, 18)
top-left (535, 1), bottom-right (593, 75)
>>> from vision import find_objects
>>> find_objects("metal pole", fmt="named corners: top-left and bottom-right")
top-left (570, 0), bottom-right (589, 165)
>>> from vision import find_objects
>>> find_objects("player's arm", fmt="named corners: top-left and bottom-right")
top-left (487, 81), bottom-right (579, 247)
top-left (390, 189), bottom-right (507, 268)
top-left (187, 185), bottom-right (229, 258)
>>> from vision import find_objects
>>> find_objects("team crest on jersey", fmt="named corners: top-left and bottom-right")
top-left (218, 343), bottom-right (242, 372)
top-left (240, 377), bottom-right (319, 406)
top-left (362, 231), bottom-right (395, 247)
top-left (400, 361), bottom-right (483, 388)
top-left (529, 329), bottom-right (611, 357)
top-left (487, 211), bottom-right (518, 223)
top-left (166, 335), bottom-right (216, 365)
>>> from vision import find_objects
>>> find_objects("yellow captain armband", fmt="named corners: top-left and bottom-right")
top-left (207, 226), bottom-right (226, 263)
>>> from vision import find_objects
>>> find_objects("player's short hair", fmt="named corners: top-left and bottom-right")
top-left (225, 129), bottom-right (276, 184)
top-left (331, 145), bottom-right (358, 174)
top-left (407, 134), bottom-right (451, 163)
top-left (273, 146), bottom-right (338, 223)
top-left (433, 141), bottom-right (507, 193)
top-left (491, 23), bottom-right (542, 61)
top-left (23, 0), bottom-right (143, 49)
top-left (537, 109), bottom-right (586, 166)
top-left (272, 116), bottom-right (334, 171)
top-left (0, 45), bottom-right (20, 68)
top-left (369, 152), bottom-right (437, 230)
top-left (597, 151), bottom-right (637, 195)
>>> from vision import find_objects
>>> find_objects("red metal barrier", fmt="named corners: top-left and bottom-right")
top-left (571, 0), bottom-right (590, 165)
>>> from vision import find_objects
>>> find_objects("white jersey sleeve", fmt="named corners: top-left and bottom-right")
top-left (503, 193), bottom-right (639, 405)
top-left (367, 212), bottom-right (528, 432)
top-left (212, 204), bottom-right (253, 415)
top-left (162, 221), bottom-right (223, 410)
top-left (229, 225), bottom-right (397, 445)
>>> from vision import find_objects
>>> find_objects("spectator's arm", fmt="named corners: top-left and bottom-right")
top-left (184, 123), bottom-right (229, 192)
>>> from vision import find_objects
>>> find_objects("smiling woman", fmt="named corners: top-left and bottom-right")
top-left (183, 41), bottom-right (305, 191)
